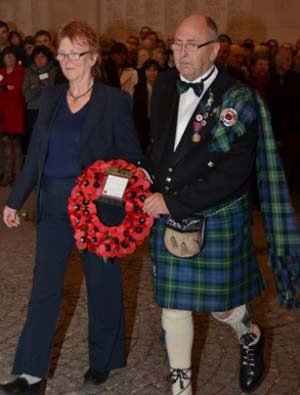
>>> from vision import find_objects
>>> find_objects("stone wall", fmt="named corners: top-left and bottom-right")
top-left (1, 0), bottom-right (299, 43)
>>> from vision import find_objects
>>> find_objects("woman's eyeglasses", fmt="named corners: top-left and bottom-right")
top-left (56, 51), bottom-right (90, 61)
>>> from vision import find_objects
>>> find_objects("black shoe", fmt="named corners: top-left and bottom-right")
top-left (83, 368), bottom-right (109, 386)
top-left (239, 328), bottom-right (265, 392)
top-left (0, 377), bottom-right (41, 395)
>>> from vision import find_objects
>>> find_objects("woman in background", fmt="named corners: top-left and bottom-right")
top-left (133, 58), bottom-right (160, 152)
top-left (22, 45), bottom-right (57, 154)
top-left (0, 46), bottom-right (25, 186)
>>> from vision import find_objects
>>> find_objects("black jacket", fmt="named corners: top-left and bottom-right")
top-left (142, 67), bottom-right (258, 221)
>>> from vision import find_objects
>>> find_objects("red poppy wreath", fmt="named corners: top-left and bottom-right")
top-left (68, 159), bottom-right (154, 259)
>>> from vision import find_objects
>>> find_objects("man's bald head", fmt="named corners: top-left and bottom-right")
top-left (175, 14), bottom-right (218, 42)
top-left (172, 14), bottom-right (220, 81)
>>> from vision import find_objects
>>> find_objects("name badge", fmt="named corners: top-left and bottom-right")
top-left (0, 74), bottom-right (3, 82)
top-left (97, 167), bottom-right (131, 206)
top-left (39, 73), bottom-right (49, 80)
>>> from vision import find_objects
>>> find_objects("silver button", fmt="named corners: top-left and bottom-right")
top-left (165, 186), bottom-right (170, 191)
top-left (166, 177), bottom-right (171, 183)
top-left (168, 168), bottom-right (173, 172)
top-left (198, 178), bottom-right (204, 182)
top-left (208, 161), bottom-right (214, 167)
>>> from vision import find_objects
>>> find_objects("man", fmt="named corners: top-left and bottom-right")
top-left (216, 33), bottom-right (231, 65)
top-left (226, 43), bottom-right (247, 80)
top-left (34, 30), bottom-right (53, 49)
top-left (139, 25), bottom-right (152, 41)
top-left (143, 14), bottom-right (300, 395)
top-left (141, 31), bottom-right (158, 51)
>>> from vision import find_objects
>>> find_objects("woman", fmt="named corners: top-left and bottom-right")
top-left (111, 42), bottom-right (138, 96)
top-left (8, 30), bottom-right (26, 66)
top-left (22, 45), bottom-right (57, 154)
top-left (0, 21), bottom-right (142, 395)
top-left (246, 51), bottom-right (272, 100)
top-left (133, 59), bottom-right (160, 152)
top-left (22, 36), bottom-right (35, 67)
top-left (0, 46), bottom-right (25, 186)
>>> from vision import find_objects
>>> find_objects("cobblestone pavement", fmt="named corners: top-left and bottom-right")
top-left (1, 186), bottom-right (300, 395)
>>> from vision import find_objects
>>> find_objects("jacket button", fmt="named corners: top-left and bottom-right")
top-left (208, 161), bottom-right (214, 167)
top-left (166, 177), bottom-right (171, 182)
top-left (168, 167), bottom-right (173, 172)
top-left (165, 186), bottom-right (170, 191)
top-left (198, 178), bottom-right (204, 182)
top-left (173, 191), bottom-right (178, 195)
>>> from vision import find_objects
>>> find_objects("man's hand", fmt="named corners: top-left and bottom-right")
top-left (143, 193), bottom-right (170, 218)
top-left (3, 206), bottom-right (20, 228)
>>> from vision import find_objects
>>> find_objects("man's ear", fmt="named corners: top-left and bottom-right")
top-left (210, 41), bottom-right (220, 62)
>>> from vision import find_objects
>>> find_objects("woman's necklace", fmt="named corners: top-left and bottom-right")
top-left (68, 84), bottom-right (93, 103)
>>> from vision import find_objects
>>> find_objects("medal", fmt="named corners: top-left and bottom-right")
top-left (196, 114), bottom-right (203, 122)
top-left (220, 108), bottom-right (238, 127)
top-left (192, 133), bottom-right (201, 143)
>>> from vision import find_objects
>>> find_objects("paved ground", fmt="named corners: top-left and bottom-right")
top-left (0, 186), bottom-right (300, 395)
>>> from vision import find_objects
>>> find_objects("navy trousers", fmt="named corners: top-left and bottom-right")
top-left (12, 177), bottom-right (125, 378)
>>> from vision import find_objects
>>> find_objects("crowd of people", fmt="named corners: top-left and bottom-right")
top-left (0, 19), bottom-right (300, 189)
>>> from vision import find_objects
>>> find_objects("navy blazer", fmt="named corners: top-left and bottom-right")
top-left (7, 80), bottom-right (143, 216)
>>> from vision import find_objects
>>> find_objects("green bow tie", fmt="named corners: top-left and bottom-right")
top-left (176, 80), bottom-right (204, 97)
top-left (176, 67), bottom-right (216, 97)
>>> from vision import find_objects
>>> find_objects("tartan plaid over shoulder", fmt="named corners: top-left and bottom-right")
top-left (208, 83), bottom-right (300, 308)
top-left (255, 92), bottom-right (300, 308)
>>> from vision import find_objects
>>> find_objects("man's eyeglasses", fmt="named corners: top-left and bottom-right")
top-left (171, 40), bottom-right (217, 53)
top-left (56, 51), bottom-right (90, 61)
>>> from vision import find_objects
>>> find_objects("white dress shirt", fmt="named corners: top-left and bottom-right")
top-left (174, 66), bottom-right (218, 150)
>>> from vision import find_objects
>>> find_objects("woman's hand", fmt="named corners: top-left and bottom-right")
top-left (143, 192), bottom-right (170, 218)
top-left (3, 206), bottom-right (20, 228)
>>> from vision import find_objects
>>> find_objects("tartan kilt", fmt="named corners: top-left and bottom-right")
top-left (150, 194), bottom-right (265, 312)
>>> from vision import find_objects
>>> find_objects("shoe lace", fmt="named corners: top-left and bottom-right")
top-left (241, 333), bottom-right (257, 375)
top-left (168, 367), bottom-right (191, 395)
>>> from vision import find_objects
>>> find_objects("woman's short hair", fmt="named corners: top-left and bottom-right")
top-left (8, 30), bottom-right (23, 44)
top-left (142, 58), bottom-right (161, 71)
top-left (1, 46), bottom-right (17, 59)
top-left (32, 45), bottom-right (53, 62)
top-left (57, 20), bottom-right (99, 55)
top-left (139, 58), bottom-right (161, 82)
